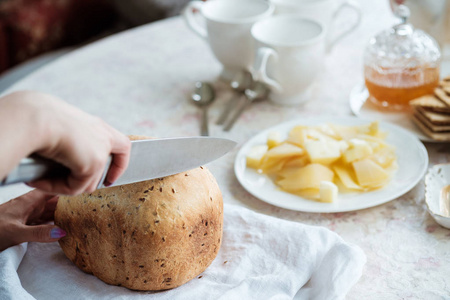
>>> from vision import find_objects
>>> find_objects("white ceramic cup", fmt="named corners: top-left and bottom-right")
top-left (270, 0), bottom-right (361, 50)
top-left (182, 0), bottom-right (274, 81)
top-left (251, 15), bottom-right (326, 106)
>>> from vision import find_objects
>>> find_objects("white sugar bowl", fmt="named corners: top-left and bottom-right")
top-left (425, 164), bottom-right (450, 229)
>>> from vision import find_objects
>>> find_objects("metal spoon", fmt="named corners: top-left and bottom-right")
top-left (191, 81), bottom-right (215, 136)
top-left (216, 70), bottom-right (253, 125)
top-left (223, 81), bottom-right (270, 131)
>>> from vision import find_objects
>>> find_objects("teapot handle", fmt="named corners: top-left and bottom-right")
top-left (182, 1), bottom-right (208, 40)
top-left (327, 0), bottom-right (362, 51)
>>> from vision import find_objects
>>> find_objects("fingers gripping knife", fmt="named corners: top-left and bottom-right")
top-left (0, 137), bottom-right (236, 189)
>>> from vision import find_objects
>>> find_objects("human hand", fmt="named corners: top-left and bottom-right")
top-left (0, 190), bottom-right (65, 251)
top-left (0, 91), bottom-right (131, 195)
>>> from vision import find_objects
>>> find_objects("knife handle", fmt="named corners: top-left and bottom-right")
top-left (0, 155), bottom-right (71, 186)
top-left (0, 155), bottom-right (113, 190)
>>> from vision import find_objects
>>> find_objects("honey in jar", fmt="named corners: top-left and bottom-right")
top-left (363, 5), bottom-right (441, 111)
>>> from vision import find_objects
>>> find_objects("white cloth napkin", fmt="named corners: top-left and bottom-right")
top-left (0, 244), bottom-right (33, 300)
top-left (0, 204), bottom-right (365, 300)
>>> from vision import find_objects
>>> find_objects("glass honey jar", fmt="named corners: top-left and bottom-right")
top-left (363, 5), bottom-right (441, 111)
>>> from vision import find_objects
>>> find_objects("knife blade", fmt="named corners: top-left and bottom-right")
top-left (0, 137), bottom-right (237, 189)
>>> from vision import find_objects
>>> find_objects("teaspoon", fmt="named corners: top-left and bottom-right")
top-left (223, 81), bottom-right (270, 131)
top-left (216, 70), bottom-right (253, 125)
top-left (191, 81), bottom-right (215, 136)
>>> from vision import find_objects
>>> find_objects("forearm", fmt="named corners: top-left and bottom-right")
top-left (0, 91), bottom-right (46, 180)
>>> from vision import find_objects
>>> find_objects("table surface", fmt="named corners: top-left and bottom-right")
top-left (2, 1), bottom-right (450, 299)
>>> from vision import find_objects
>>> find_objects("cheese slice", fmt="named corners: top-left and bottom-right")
top-left (342, 138), bottom-right (373, 163)
top-left (260, 143), bottom-right (304, 174)
top-left (352, 158), bottom-right (390, 188)
top-left (304, 140), bottom-right (341, 165)
top-left (332, 164), bottom-right (363, 190)
top-left (370, 146), bottom-right (396, 168)
top-left (319, 181), bottom-right (338, 203)
top-left (267, 131), bottom-right (283, 149)
top-left (246, 145), bottom-right (268, 169)
top-left (277, 163), bottom-right (334, 192)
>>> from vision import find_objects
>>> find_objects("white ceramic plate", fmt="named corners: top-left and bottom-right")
top-left (234, 116), bottom-right (429, 213)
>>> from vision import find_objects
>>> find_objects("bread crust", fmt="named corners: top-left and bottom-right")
top-left (55, 166), bottom-right (223, 291)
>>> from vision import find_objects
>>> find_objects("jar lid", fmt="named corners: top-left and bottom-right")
top-left (364, 5), bottom-right (441, 69)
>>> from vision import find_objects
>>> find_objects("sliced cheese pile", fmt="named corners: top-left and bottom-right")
top-left (246, 121), bottom-right (397, 203)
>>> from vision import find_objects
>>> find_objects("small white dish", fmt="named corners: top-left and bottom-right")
top-left (425, 164), bottom-right (450, 229)
top-left (234, 116), bottom-right (429, 213)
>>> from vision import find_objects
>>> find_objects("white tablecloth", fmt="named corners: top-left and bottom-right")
top-left (0, 198), bottom-right (365, 300)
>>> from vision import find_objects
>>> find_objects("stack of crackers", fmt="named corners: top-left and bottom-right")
top-left (410, 77), bottom-right (450, 141)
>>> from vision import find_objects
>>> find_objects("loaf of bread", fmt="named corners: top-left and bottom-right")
top-left (54, 137), bottom-right (223, 291)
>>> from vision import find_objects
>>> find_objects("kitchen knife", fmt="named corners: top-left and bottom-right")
top-left (0, 137), bottom-right (237, 189)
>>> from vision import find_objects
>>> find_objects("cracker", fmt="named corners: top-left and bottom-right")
top-left (412, 114), bottom-right (450, 141)
top-left (417, 107), bottom-right (450, 125)
top-left (409, 95), bottom-right (450, 113)
top-left (439, 75), bottom-right (450, 88)
top-left (442, 75), bottom-right (450, 82)
top-left (443, 85), bottom-right (450, 95)
top-left (434, 87), bottom-right (450, 106)
top-left (439, 81), bottom-right (450, 89)
top-left (414, 108), bottom-right (450, 131)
